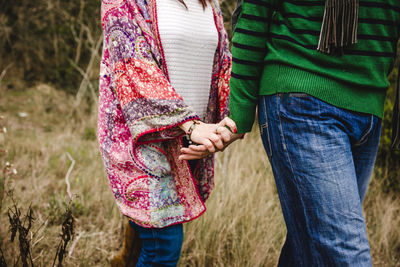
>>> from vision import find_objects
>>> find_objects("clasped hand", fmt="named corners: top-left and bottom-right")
top-left (178, 117), bottom-right (242, 160)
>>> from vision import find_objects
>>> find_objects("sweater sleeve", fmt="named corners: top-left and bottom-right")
top-left (229, 0), bottom-right (275, 133)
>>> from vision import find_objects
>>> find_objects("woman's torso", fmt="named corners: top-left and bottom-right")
top-left (156, 0), bottom-right (218, 120)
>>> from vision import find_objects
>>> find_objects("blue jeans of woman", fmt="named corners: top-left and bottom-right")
top-left (258, 93), bottom-right (381, 266)
top-left (130, 221), bottom-right (183, 267)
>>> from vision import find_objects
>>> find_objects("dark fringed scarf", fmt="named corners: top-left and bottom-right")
top-left (317, 0), bottom-right (359, 54)
top-left (317, 0), bottom-right (399, 150)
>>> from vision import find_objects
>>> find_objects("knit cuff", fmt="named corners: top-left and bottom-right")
top-left (229, 101), bottom-right (257, 134)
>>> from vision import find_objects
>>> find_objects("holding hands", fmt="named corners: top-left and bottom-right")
top-left (179, 117), bottom-right (243, 160)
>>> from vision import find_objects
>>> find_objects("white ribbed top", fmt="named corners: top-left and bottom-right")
top-left (157, 0), bottom-right (218, 120)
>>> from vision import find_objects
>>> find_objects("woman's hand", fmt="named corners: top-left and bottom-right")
top-left (179, 144), bottom-right (212, 160)
top-left (178, 118), bottom-right (242, 161)
top-left (179, 121), bottom-right (223, 152)
top-left (179, 132), bottom-right (243, 160)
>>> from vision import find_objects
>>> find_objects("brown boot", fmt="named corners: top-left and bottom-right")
top-left (110, 221), bottom-right (142, 267)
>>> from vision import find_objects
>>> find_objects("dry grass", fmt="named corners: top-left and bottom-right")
top-left (0, 85), bottom-right (399, 266)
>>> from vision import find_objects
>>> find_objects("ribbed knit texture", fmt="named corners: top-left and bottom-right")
top-left (229, 0), bottom-right (400, 133)
top-left (157, 0), bottom-right (218, 120)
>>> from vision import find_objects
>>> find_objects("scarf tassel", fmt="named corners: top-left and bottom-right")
top-left (318, 0), bottom-right (359, 54)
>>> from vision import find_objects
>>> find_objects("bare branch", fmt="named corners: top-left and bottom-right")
top-left (0, 64), bottom-right (13, 86)
top-left (64, 153), bottom-right (75, 200)
top-left (73, 34), bottom-right (103, 108)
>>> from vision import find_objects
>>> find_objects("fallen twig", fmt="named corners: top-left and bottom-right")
top-left (0, 64), bottom-right (13, 86)
top-left (65, 153), bottom-right (75, 200)
top-left (67, 231), bottom-right (84, 257)
top-left (68, 231), bottom-right (105, 257)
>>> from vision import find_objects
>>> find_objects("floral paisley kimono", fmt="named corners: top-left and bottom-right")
top-left (98, 0), bottom-right (231, 228)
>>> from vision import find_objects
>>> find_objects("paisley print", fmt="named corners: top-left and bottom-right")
top-left (98, 0), bottom-right (231, 228)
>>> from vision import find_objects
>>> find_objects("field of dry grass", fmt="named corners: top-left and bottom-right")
top-left (0, 84), bottom-right (399, 266)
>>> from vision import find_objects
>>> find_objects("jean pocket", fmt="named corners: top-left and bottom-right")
top-left (278, 93), bottom-right (323, 122)
top-left (258, 97), bottom-right (273, 159)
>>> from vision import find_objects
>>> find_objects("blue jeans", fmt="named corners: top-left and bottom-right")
top-left (258, 93), bottom-right (381, 266)
top-left (129, 221), bottom-right (183, 267)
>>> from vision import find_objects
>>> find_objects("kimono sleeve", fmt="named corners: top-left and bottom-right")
top-left (101, 0), bottom-right (199, 144)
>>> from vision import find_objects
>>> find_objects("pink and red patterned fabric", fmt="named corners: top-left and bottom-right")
top-left (98, 0), bottom-right (231, 228)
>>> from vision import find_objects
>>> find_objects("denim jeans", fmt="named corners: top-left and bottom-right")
top-left (258, 93), bottom-right (381, 266)
top-left (129, 221), bottom-right (183, 267)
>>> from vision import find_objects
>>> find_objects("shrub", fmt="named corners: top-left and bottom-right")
top-left (0, 0), bottom-right (102, 93)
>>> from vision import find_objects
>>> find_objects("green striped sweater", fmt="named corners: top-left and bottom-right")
top-left (229, 0), bottom-right (400, 133)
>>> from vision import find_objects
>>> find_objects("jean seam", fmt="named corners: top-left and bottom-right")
top-left (276, 95), bottom-right (287, 152)
top-left (328, 103), bottom-right (371, 263)
top-left (276, 94), bottom-right (307, 253)
top-left (261, 97), bottom-right (273, 158)
top-left (355, 115), bottom-right (374, 146)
